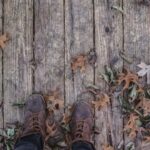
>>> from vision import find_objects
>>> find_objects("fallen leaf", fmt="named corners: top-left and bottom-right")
top-left (125, 141), bottom-right (135, 150)
top-left (117, 69), bottom-right (140, 91)
top-left (45, 89), bottom-right (64, 112)
top-left (100, 66), bottom-right (115, 84)
top-left (45, 114), bottom-right (57, 141)
top-left (71, 54), bottom-right (87, 72)
top-left (92, 93), bottom-right (110, 110)
top-left (124, 113), bottom-right (139, 139)
top-left (0, 34), bottom-right (9, 49)
top-left (137, 62), bottom-right (150, 77)
top-left (102, 144), bottom-right (114, 150)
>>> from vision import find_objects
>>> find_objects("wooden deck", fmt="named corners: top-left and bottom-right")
top-left (0, 0), bottom-right (150, 149)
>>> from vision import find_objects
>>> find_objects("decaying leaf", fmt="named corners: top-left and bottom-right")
top-left (0, 34), bottom-right (9, 49)
top-left (71, 54), bottom-right (87, 72)
top-left (136, 98), bottom-right (150, 116)
top-left (92, 93), bottom-right (110, 110)
top-left (45, 89), bottom-right (64, 112)
top-left (124, 113), bottom-right (140, 139)
top-left (102, 144), bottom-right (114, 150)
top-left (117, 69), bottom-right (140, 91)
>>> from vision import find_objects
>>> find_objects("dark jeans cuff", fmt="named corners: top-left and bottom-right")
top-left (72, 141), bottom-right (96, 150)
top-left (14, 133), bottom-right (43, 150)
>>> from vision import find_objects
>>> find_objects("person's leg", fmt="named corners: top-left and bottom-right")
top-left (72, 141), bottom-right (95, 150)
top-left (69, 101), bottom-right (96, 150)
top-left (14, 134), bottom-right (43, 150)
top-left (14, 94), bottom-right (46, 150)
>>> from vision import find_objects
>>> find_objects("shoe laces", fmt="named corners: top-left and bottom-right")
top-left (26, 113), bottom-right (43, 135)
top-left (75, 120), bottom-right (85, 138)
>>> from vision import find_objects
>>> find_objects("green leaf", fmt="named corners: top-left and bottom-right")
top-left (100, 73), bottom-right (109, 83)
top-left (136, 119), bottom-right (142, 127)
top-left (105, 66), bottom-right (115, 82)
top-left (6, 128), bottom-right (15, 138)
top-left (126, 141), bottom-right (135, 150)
top-left (129, 85), bottom-right (137, 102)
top-left (12, 102), bottom-right (25, 108)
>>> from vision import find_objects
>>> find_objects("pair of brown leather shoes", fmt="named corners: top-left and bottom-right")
top-left (21, 94), bottom-right (94, 147)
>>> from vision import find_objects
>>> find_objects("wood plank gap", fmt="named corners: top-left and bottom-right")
top-left (63, 0), bottom-right (66, 110)
top-left (32, 0), bottom-right (35, 93)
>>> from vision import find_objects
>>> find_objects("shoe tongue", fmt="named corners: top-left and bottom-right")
top-left (27, 99), bottom-right (43, 113)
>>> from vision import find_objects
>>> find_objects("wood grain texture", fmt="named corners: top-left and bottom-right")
top-left (34, 0), bottom-right (64, 96)
top-left (65, 0), bottom-right (94, 105)
top-left (0, 0), bottom-right (3, 129)
top-left (3, 0), bottom-right (33, 125)
top-left (124, 0), bottom-right (150, 149)
top-left (94, 0), bottom-right (123, 149)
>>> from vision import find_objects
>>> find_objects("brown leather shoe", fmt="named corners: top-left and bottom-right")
top-left (69, 101), bottom-right (94, 144)
top-left (21, 94), bottom-right (46, 138)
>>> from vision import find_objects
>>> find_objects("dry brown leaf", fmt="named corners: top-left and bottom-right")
top-left (45, 119), bottom-right (57, 140)
top-left (92, 93), bottom-right (110, 110)
top-left (71, 54), bottom-right (87, 72)
top-left (102, 144), bottom-right (114, 150)
top-left (117, 69), bottom-right (140, 91)
top-left (0, 34), bottom-right (9, 49)
top-left (124, 113), bottom-right (139, 139)
top-left (136, 98), bottom-right (150, 116)
top-left (45, 89), bottom-right (64, 112)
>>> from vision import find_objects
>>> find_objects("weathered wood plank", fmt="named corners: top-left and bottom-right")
top-left (34, 0), bottom-right (64, 105)
top-left (3, 0), bottom-right (33, 125)
top-left (94, 0), bottom-right (123, 149)
top-left (0, 0), bottom-right (3, 129)
top-left (124, 0), bottom-right (150, 149)
top-left (65, 0), bottom-right (94, 104)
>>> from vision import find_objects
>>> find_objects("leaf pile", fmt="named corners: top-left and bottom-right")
top-left (0, 34), bottom-right (9, 49)
top-left (101, 66), bottom-right (150, 141)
